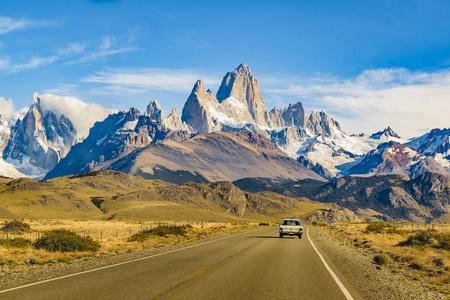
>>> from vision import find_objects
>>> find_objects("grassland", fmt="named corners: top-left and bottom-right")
top-left (0, 171), bottom-right (331, 222)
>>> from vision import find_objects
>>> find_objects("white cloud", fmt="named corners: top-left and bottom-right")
top-left (0, 97), bottom-right (15, 119)
top-left (0, 17), bottom-right (37, 34)
top-left (1, 33), bottom-right (137, 73)
top-left (81, 68), bottom-right (221, 95)
top-left (43, 84), bottom-right (79, 95)
top-left (38, 93), bottom-right (117, 138)
top-left (0, 16), bottom-right (57, 34)
top-left (0, 57), bottom-right (10, 70)
top-left (57, 43), bottom-right (86, 56)
top-left (71, 34), bottom-right (141, 64)
top-left (260, 68), bottom-right (450, 138)
top-left (10, 56), bottom-right (58, 73)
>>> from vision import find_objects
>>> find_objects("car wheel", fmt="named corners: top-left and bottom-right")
top-left (279, 234), bottom-right (283, 238)
top-left (299, 234), bottom-right (302, 239)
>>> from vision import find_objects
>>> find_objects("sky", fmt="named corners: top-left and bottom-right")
top-left (1, 0), bottom-right (450, 138)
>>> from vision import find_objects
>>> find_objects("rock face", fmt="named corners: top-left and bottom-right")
top-left (2, 93), bottom-right (79, 178)
top-left (347, 141), bottom-right (450, 179)
top-left (216, 63), bottom-right (271, 127)
top-left (297, 155), bottom-right (334, 180)
top-left (0, 114), bottom-right (10, 154)
top-left (182, 65), bottom-right (273, 133)
top-left (145, 100), bottom-right (194, 133)
top-left (182, 80), bottom-right (219, 132)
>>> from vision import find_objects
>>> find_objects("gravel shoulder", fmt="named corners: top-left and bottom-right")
top-left (308, 225), bottom-right (446, 300)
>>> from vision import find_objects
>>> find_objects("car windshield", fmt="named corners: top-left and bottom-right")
top-left (282, 220), bottom-right (300, 226)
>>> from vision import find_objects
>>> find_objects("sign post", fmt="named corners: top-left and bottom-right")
top-left (326, 211), bottom-right (335, 235)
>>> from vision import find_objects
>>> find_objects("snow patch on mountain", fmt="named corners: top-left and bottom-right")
top-left (4, 156), bottom-right (46, 179)
top-left (0, 158), bottom-right (26, 178)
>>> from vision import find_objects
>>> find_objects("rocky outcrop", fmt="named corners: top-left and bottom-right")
top-left (308, 111), bottom-right (343, 136)
top-left (144, 99), bottom-right (166, 124)
top-left (182, 80), bottom-right (218, 132)
top-left (3, 93), bottom-right (79, 174)
top-left (370, 126), bottom-right (400, 140)
top-left (146, 100), bottom-right (194, 133)
top-left (306, 206), bottom-right (362, 223)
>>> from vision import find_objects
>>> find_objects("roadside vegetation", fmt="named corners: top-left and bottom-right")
top-left (0, 219), bottom-right (263, 278)
top-left (311, 222), bottom-right (450, 295)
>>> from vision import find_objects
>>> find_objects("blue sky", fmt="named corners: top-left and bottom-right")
top-left (1, 0), bottom-right (450, 137)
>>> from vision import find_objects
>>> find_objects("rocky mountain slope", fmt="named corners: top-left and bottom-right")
top-left (45, 104), bottom-right (194, 180)
top-left (406, 128), bottom-right (450, 171)
top-left (105, 130), bottom-right (325, 184)
top-left (0, 170), bottom-right (329, 221)
top-left (2, 93), bottom-right (79, 179)
top-left (347, 141), bottom-right (450, 179)
top-left (234, 173), bottom-right (450, 223)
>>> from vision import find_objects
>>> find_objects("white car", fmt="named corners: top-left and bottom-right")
top-left (279, 219), bottom-right (303, 239)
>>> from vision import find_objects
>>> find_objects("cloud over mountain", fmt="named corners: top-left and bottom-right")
top-left (39, 93), bottom-right (117, 138)
top-left (262, 68), bottom-right (450, 138)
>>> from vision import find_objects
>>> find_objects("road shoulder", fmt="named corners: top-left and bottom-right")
top-left (308, 226), bottom-right (446, 300)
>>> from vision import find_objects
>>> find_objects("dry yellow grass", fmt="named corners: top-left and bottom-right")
top-left (320, 222), bottom-right (450, 295)
top-left (0, 219), bottom-right (263, 278)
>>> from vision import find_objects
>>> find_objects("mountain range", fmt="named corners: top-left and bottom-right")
top-left (234, 172), bottom-right (450, 223)
top-left (0, 64), bottom-right (449, 222)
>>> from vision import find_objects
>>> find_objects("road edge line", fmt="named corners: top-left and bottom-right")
top-left (307, 227), bottom-right (354, 300)
top-left (0, 228), bottom-right (264, 294)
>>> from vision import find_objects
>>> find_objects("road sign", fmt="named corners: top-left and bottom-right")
top-left (326, 212), bottom-right (335, 223)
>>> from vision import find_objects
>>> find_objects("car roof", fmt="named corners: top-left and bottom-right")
top-left (282, 218), bottom-right (301, 221)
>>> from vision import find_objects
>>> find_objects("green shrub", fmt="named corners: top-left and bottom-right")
top-left (438, 233), bottom-right (450, 250)
top-left (409, 260), bottom-right (424, 270)
top-left (34, 229), bottom-right (100, 252)
top-left (397, 230), bottom-right (450, 250)
top-left (128, 225), bottom-right (190, 242)
top-left (1, 220), bottom-right (31, 233)
top-left (373, 254), bottom-right (390, 266)
top-left (90, 197), bottom-right (105, 209)
top-left (0, 237), bottom-right (32, 249)
top-left (365, 223), bottom-right (386, 233)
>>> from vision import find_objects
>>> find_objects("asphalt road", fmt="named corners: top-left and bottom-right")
top-left (0, 227), bottom-right (358, 300)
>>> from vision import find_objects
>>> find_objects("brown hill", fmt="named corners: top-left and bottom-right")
top-left (108, 131), bottom-right (324, 184)
top-left (0, 171), bottom-right (329, 222)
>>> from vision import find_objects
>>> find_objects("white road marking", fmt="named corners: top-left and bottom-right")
top-left (0, 229), bottom-right (262, 294)
top-left (307, 227), bottom-right (355, 300)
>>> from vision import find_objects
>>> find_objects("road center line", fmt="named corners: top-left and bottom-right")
top-left (307, 227), bottom-right (355, 300)
top-left (0, 228), bottom-right (264, 294)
